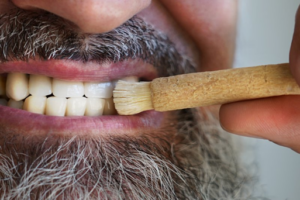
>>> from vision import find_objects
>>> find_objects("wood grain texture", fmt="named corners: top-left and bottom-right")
top-left (150, 63), bottom-right (300, 111)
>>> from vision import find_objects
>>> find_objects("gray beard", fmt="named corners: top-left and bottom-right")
top-left (0, 108), bottom-right (256, 200)
top-left (0, 9), bottom-right (256, 200)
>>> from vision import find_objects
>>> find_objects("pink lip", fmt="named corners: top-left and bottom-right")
top-left (0, 59), bottom-right (163, 137)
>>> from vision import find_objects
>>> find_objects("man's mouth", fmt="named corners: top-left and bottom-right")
top-left (0, 11), bottom-right (195, 138)
top-left (0, 59), bottom-right (164, 137)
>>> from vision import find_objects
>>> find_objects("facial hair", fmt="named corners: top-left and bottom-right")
top-left (0, 9), bottom-right (195, 76)
top-left (0, 9), bottom-right (257, 200)
top-left (0, 108), bottom-right (256, 200)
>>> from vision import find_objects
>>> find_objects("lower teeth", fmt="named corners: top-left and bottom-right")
top-left (0, 96), bottom-right (117, 116)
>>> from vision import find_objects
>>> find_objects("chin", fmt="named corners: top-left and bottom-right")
top-left (0, 108), bottom-right (255, 199)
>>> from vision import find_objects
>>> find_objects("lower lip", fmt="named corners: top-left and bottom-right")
top-left (0, 106), bottom-right (163, 137)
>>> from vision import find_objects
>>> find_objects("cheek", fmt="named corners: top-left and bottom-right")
top-left (137, 0), bottom-right (201, 71)
top-left (160, 0), bottom-right (238, 71)
top-left (0, 0), bottom-right (17, 13)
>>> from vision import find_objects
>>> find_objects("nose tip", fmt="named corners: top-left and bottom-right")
top-left (11, 0), bottom-right (151, 33)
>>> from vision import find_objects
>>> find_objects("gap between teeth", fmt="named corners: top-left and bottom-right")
top-left (0, 73), bottom-right (138, 116)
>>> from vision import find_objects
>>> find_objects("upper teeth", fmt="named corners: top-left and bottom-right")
top-left (29, 75), bottom-right (52, 96)
top-left (0, 73), bottom-right (138, 116)
top-left (6, 73), bottom-right (29, 101)
top-left (84, 82), bottom-right (114, 98)
top-left (53, 79), bottom-right (85, 98)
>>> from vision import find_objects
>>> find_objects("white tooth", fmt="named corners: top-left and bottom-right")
top-left (121, 76), bottom-right (139, 82)
top-left (8, 99), bottom-right (24, 109)
top-left (0, 98), bottom-right (7, 106)
top-left (23, 96), bottom-right (46, 114)
top-left (85, 98), bottom-right (105, 116)
top-left (103, 98), bottom-right (117, 115)
top-left (29, 75), bottom-right (52, 96)
top-left (0, 75), bottom-right (6, 96)
top-left (6, 73), bottom-right (29, 101)
top-left (45, 97), bottom-right (67, 116)
top-left (66, 97), bottom-right (87, 116)
top-left (53, 79), bottom-right (84, 98)
top-left (84, 82), bottom-right (114, 98)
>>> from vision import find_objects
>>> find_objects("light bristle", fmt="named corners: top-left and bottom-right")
top-left (113, 81), bottom-right (153, 115)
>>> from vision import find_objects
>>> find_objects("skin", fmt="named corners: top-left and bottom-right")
top-left (0, 1), bottom-right (245, 198)
top-left (3, 1), bottom-right (298, 154)
top-left (1, 0), bottom-right (237, 138)
top-left (1, 0), bottom-right (298, 198)
top-left (10, 0), bottom-right (237, 72)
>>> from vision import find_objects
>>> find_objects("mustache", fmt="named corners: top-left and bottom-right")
top-left (0, 9), bottom-right (196, 76)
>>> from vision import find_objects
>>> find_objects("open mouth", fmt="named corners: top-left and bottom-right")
top-left (0, 12), bottom-right (193, 138)
top-left (0, 59), bottom-right (163, 137)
